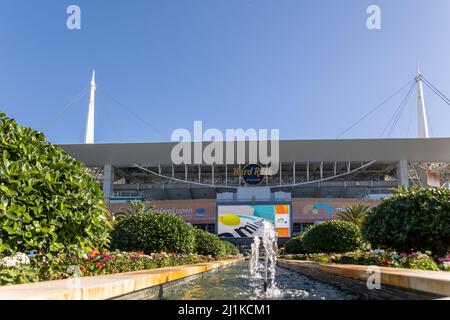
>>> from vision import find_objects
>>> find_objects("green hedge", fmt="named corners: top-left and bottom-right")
top-left (362, 187), bottom-right (450, 255)
top-left (222, 240), bottom-right (239, 256)
top-left (0, 112), bottom-right (110, 255)
top-left (194, 228), bottom-right (226, 257)
top-left (284, 235), bottom-right (304, 254)
top-left (301, 220), bottom-right (364, 253)
top-left (110, 211), bottom-right (196, 254)
top-left (194, 228), bottom-right (239, 257)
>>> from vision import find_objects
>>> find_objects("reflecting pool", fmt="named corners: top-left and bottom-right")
top-left (159, 261), bottom-right (359, 300)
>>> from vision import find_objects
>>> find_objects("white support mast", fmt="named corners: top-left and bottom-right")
top-left (85, 70), bottom-right (96, 144)
top-left (416, 66), bottom-right (430, 138)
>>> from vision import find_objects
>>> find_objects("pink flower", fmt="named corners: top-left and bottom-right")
top-left (438, 257), bottom-right (450, 262)
top-left (95, 261), bottom-right (105, 269)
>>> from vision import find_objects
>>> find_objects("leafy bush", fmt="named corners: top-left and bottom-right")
top-left (362, 187), bottom-right (450, 255)
top-left (301, 220), bottom-right (364, 253)
top-left (284, 235), bottom-right (304, 254)
top-left (222, 240), bottom-right (239, 256)
top-left (0, 112), bottom-right (110, 255)
top-left (282, 250), bottom-right (443, 271)
top-left (194, 228), bottom-right (226, 257)
top-left (0, 265), bottom-right (39, 285)
top-left (194, 229), bottom-right (239, 257)
top-left (110, 211), bottom-right (196, 254)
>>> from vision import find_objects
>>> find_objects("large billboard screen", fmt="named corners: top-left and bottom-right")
top-left (217, 204), bottom-right (291, 238)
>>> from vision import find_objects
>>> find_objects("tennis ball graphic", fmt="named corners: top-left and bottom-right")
top-left (220, 214), bottom-right (240, 226)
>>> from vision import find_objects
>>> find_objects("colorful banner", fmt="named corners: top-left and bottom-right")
top-left (108, 199), bottom-right (216, 223)
top-left (217, 204), bottom-right (291, 238)
top-left (291, 198), bottom-right (380, 223)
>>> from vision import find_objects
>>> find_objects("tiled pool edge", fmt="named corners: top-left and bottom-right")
top-left (0, 258), bottom-right (244, 300)
top-left (278, 259), bottom-right (450, 299)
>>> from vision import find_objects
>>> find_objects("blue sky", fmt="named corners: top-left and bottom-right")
top-left (1, 0), bottom-right (450, 143)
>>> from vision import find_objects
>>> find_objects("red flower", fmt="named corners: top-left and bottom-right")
top-left (102, 255), bottom-right (114, 261)
top-left (95, 261), bottom-right (105, 269)
top-left (380, 258), bottom-right (391, 265)
top-left (83, 258), bottom-right (91, 263)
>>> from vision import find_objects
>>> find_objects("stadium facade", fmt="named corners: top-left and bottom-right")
top-left (58, 70), bottom-right (450, 244)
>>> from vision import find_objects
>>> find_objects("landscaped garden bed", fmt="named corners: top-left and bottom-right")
top-left (282, 250), bottom-right (450, 271)
top-left (0, 250), bottom-right (238, 286)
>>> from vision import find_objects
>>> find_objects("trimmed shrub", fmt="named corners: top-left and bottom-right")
top-left (0, 112), bottom-right (110, 255)
top-left (301, 220), bottom-right (364, 253)
top-left (110, 211), bottom-right (195, 254)
top-left (194, 229), bottom-right (239, 257)
top-left (222, 240), bottom-right (239, 256)
top-left (194, 228), bottom-right (226, 257)
top-left (284, 236), bottom-right (304, 254)
top-left (362, 187), bottom-right (450, 255)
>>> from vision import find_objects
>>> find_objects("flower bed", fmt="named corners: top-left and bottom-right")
top-left (282, 250), bottom-right (450, 271)
top-left (0, 250), bottom-right (237, 286)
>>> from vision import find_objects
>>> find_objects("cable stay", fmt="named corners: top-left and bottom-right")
top-left (381, 81), bottom-right (416, 138)
top-left (336, 73), bottom-right (450, 139)
top-left (421, 76), bottom-right (450, 106)
top-left (335, 78), bottom-right (416, 139)
top-left (97, 83), bottom-right (169, 140)
top-left (44, 85), bottom-right (89, 131)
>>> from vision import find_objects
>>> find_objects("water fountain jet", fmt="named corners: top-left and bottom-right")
top-left (250, 220), bottom-right (279, 297)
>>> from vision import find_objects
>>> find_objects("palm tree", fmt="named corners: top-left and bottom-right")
top-left (113, 201), bottom-right (154, 220)
top-left (336, 204), bottom-right (370, 227)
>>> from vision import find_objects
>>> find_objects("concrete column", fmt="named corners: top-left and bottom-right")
top-left (103, 164), bottom-right (114, 203)
top-left (397, 160), bottom-right (409, 188)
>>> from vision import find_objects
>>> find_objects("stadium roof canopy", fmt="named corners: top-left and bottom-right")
top-left (60, 138), bottom-right (450, 167)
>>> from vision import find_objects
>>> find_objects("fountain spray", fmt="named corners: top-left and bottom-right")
top-left (249, 220), bottom-right (278, 295)
top-left (249, 236), bottom-right (260, 278)
top-left (261, 220), bottom-right (277, 292)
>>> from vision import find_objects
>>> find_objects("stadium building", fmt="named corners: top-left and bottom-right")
top-left (59, 71), bottom-right (450, 245)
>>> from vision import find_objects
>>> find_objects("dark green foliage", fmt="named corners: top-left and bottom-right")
top-left (362, 187), bottom-right (450, 254)
top-left (222, 240), bottom-right (239, 256)
top-left (110, 211), bottom-right (196, 254)
top-left (301, 220), bottom-right (364, 253)
top-left (284, 235), bottom-right (305, 254)
top-left (0, 112), bottom-right (110, 254)
top-left (194, 229), bottom-right (239, 257)
top-left (194, 228), bottom-right (226, 257)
